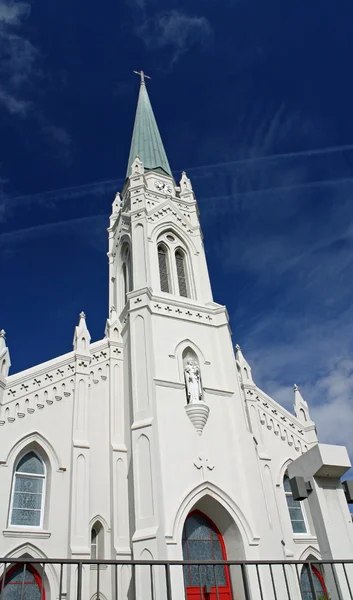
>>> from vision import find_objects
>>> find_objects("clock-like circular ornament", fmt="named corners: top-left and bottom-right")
top-left (154, 180), bottom-right (164, 191)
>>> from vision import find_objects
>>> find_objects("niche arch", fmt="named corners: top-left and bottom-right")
top-left (172, 339), bottom-right (210, 385)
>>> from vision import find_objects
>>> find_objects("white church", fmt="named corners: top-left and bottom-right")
top-left (1, 72), bottom-right (353, 600)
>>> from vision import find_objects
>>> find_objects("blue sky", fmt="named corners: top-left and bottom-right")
top-left (1, 0), bottom-right (353, 458)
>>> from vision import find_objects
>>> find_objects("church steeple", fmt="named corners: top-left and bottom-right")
top-left (126, 71), bottom-right (172, 178)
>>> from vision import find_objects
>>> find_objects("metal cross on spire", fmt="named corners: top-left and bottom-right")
top-left (133, 70), bottom-right (151, 84)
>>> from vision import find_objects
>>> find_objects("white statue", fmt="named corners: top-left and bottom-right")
top-left (184, 360), bottom-right (203, 404)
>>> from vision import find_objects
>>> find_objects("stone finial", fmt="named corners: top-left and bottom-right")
top-left (0, 330), bottom-right (6, 352)
top-left (294, 383), bottom-right (312, 424)
top-left (73, 311), bottom-right (91, 354)
top-left (0, 329), bottom-right (10, 378)
top-left (180, 171), bottom-right (192, 193)
top-left (105, 305), bottom-right (121, 342)
top-left (131, 156), bottom-right (144, 176)
top-left (112, 192), bottom-right (122, 215)
top-left (235, 343), bottom-right (254, 385)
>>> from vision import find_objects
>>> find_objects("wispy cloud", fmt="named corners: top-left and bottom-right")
top-left (0, 0), bottom-right (37, 115)
top-left (137, 10), bottom-right (212, 66)
top-left (127, 2), bottom-right (213, 68)
top-left (225, 182), bottom-right (353, 457)
top-left (0, 0), bottom-right (71, 148)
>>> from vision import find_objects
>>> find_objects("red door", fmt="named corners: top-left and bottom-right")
top-left (182, 511), bottom-right (232, 600)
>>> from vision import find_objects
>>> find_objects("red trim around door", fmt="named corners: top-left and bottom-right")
top-left (183, 510), bottom-right (232, 600)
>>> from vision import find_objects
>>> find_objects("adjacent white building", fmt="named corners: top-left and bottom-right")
top-left (1, 72), bottom-right (352, 600)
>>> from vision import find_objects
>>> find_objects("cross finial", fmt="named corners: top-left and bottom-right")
top-left (133, 70), bottom-right (151, 85)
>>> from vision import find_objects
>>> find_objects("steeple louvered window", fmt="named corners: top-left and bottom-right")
top-left (157, 233), bottom-right (192, 298)
top-left (158, 244), bottom-right (170, 293)
top-left (121, 243), bottom-right (131, 307)
top-left (175, 249), bottom-right (188, 297)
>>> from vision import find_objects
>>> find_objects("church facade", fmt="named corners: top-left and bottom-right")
top-left (1, 74), bottom-right (353, 600)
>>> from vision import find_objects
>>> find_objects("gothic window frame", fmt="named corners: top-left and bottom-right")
top-left (121, 242), bottom-right (132, 307)
top-left (157, 241), bottom-right (172, 293)
top-left (9, 451), bottom-right (46, 530)
top-left (283, 473), bottom-right (308, 535)
top-left (157, 232), bottom-right (192, 298)
top-left (175, 247), bottom-right (189, 297)
top-left (90, 520), bottom-right (104, 560)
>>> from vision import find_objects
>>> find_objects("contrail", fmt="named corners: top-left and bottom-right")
top-left (0, 214), bottom-right (108, 245)
top-left (182, 142), bottom-right (353, 173)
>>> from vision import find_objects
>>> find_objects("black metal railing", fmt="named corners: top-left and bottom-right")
top-left (1, 558), bottom-right (353, 600)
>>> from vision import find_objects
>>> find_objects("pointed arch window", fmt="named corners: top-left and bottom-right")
top-left (121, 243), bottom-right (131, 306)
top-left (175, 249), bottom-right (188, 297)
top-left (91, 521), bottom-right (104, 559)
top-left (158, 244), bottom-right (170, 293)
top-left (157, 233), bottom-right (192, 298)
top-left (0, 564), bottom-right (45, 600)
top-left (10, 452), bottom-right (46, 528)
top-left (284, 474), bottom-right (307, 533)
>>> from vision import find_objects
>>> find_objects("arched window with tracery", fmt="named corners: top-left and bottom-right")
top-left (157, 232), bottom-right (191, 298)
top-left (182, 511), bottom-right (232, 600)
top-left (300, 564), bottom-right (327, 600)
top-left (175, 249), bottom-right (188, 297)
top-left (158, 243), bottom-right (170, 293)
top-left (284, 474), bottom-right (307, 534)
top-left (10, 451), bottom-right (46, 528)
top-left (0, 564), bottom-right (45, 600)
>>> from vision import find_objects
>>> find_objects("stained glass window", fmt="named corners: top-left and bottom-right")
top-left (10, 452), bottom-right (45, 527)
top-left (175, 250), bottom-right (188, 297)
top-left (1, 565), bottom-right (43, 600)
top-left (182, 512), bottom-right (227, 588)
top-left (284, 475), bottom-right (307, 534)
top-left (300, 565), bottom-right (326, 600)
top-left (158, 245), bottom-right (170, 293)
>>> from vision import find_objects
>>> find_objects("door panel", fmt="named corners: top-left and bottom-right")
top-left (182, 511), bottom-right (232, 600)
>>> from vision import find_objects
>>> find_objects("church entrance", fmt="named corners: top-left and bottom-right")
top-left (0, 564), bottom-right (45, 600)
top-left (182, 511), bottom-right (232, 600)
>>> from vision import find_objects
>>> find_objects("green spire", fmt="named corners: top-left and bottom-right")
top-left (126, 72), bottom-right (172, 178)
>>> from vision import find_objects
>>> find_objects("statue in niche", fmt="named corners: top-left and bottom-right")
top-left (184, 359), bottom-right (203, 404)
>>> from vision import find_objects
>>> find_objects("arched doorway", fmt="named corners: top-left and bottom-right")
top-left (0, 564), bottom-right (45, 600)
top-left (182, 511), bottom-right (232, 600)
top-left (300, 564), bottom-right (327, 600)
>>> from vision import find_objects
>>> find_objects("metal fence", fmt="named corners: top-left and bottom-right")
top-left (1, 558), bottom-right (353, 600)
